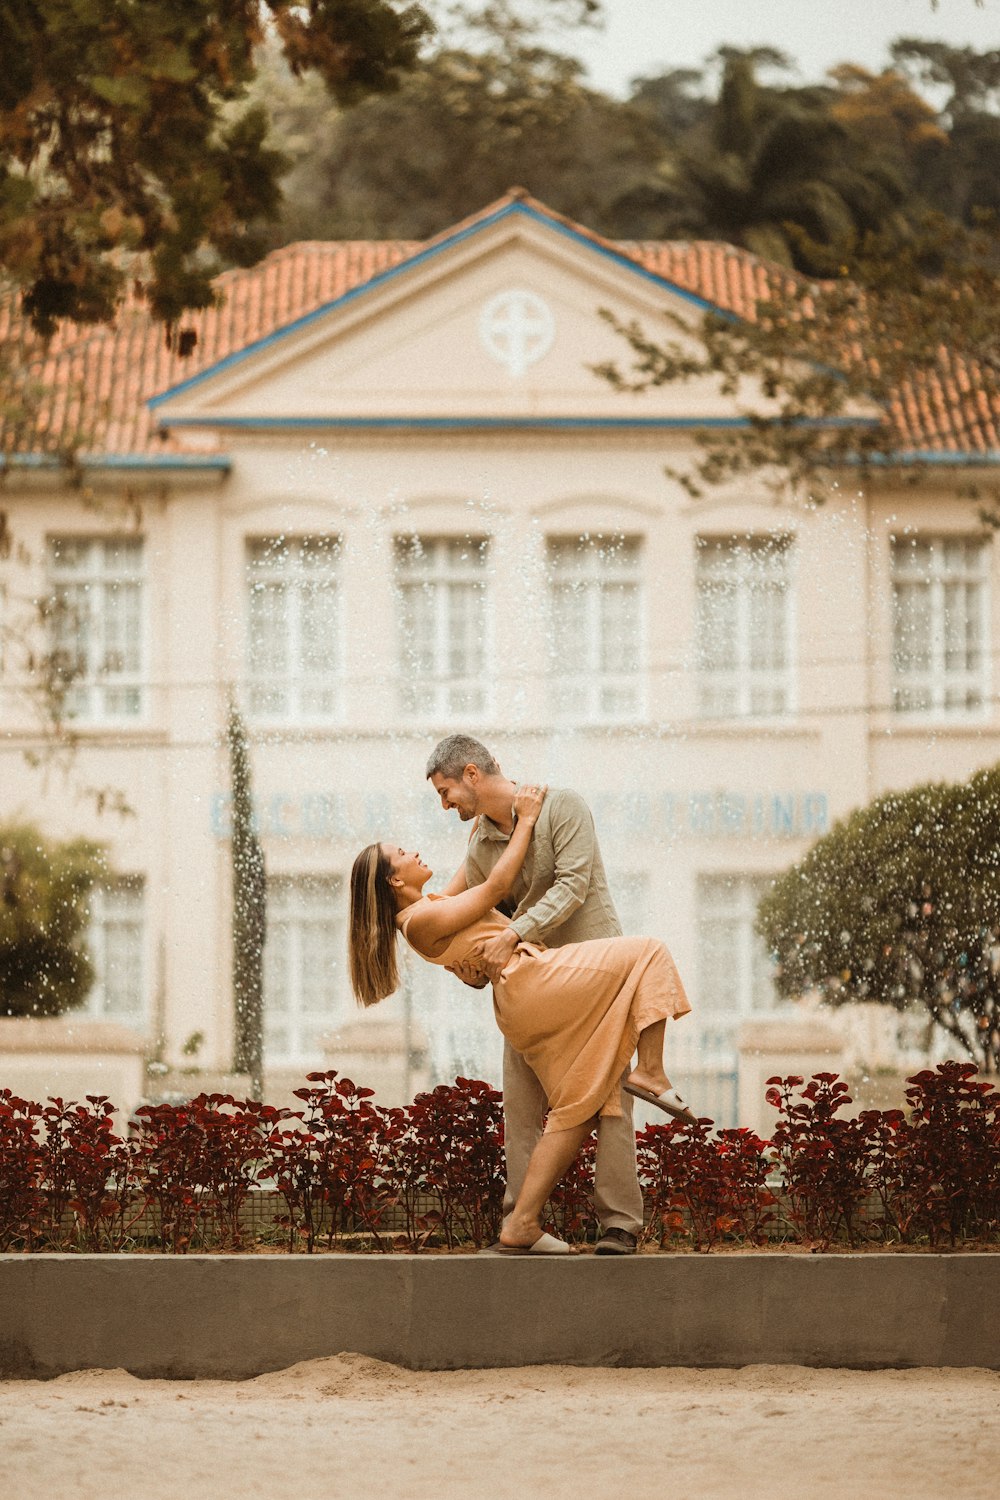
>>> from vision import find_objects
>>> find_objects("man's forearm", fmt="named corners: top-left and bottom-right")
top-left (509, 878), bottom-right (586, 944)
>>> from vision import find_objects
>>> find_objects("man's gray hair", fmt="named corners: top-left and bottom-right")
top-left (426, 734), bottom-right (500, 781)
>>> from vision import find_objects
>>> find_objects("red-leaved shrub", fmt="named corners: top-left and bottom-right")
top-left (1, 1064), bottom-right (998, 1253)
top-left (269, 1072), bottom-right (399, 1251)
top-left (898, 1062), bottom-right (1000, 1245)
top-left (135, 1093), bottom-right (288, 1251)
top-left (394, 1078), bottom-right (505, 1249)
top-left (0, 1090), bottom-right (45, 1250)
top-left (637, 1117), bottom-right (775, 1251)
top-left (37, 1095), bottom-right (145, 1251)
top-left (765, 1073), bottom-right (871, 1248)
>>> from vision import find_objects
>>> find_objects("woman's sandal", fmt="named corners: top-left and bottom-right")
top-left (496, 1231), bottom-right (571, 1256)
top-left (624, 1083), bottom-right (699, 1124)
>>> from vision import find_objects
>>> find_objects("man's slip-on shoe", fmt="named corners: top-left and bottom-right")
top-left (594, 1227), bottom-right (638, 1255)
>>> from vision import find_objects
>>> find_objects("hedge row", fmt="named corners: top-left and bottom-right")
top-left (1, 1062), bottom-right (998, 1253)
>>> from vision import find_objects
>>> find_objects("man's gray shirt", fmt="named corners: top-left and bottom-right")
top-left (465, 786), bottom-right (621, 948)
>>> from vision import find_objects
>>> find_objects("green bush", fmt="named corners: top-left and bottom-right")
top-left (0, 822), bottom-right (105, 1016)
top-left (758, 763), bottom-right (1000, 1075)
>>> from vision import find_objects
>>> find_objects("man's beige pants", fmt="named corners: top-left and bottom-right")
top-left (501, 1039), bottom-right (644, 1235)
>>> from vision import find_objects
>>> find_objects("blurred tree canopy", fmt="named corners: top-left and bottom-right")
top-left (258, 31), bottom-right (1000, 259)
top-left (890, 37), bottom-right (1000, 221)
top-left (0, 824), bottom-right (106, 1017)
top-left (588, 53), bottom-right (1000, 508)
top-left (255, 22), bottom-right (1000, 513)
top-left (251, 1), bottom-right (657, 241)
top-left (2, 8), bottom-right (1000, 517)
top-left (3, 6), bottom-right (1000, 331)
top-left (0, 0), bottom-right (432, 741)
top-left (0, 0), bottom-right (432, 333)
top-left (615, 52), bottom-right (919, 262)
top-left (756, 765), bottom-right (1000, 1076)
top-left (4, 6), bottom-right (1000, 330)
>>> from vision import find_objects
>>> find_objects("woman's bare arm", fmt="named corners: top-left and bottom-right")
top-left (406, 786), bottom-right (545, 949)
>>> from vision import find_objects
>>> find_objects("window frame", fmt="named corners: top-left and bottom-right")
top-left (244, 534), bottom-right (344, 726)
top-left (694, 534), bottom-right (796, 721)
top-left (695, 871), bottom-right (779, 1037)
top-left (262, 874), bottom-right (346, 1067)
top-left (890, 533), bottom-right (991, 719)
top-left (545, 532), bottom-right (646, 725)
top-left (45, 535), bottom-right (147, 725)
top-left (83, 877), bottom-right (148, 1029)
top-left (607, 869), bottom-right (651, 937)
top-left (393, 533), bottom-right (492, 722)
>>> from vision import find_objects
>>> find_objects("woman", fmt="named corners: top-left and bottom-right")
top-left (349, 785), bottom-right (693, 1254)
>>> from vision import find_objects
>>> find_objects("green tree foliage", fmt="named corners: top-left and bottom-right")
top-left (228, 702), bottom-right (266, 1099)
top-left (628, 67), bottom-right (711, 144)
top-left (0, 823), bottom-right (105, 1017)
top-left (890, 39), bottom-right (1000, 221)
top-left (5, 9), bottom-right (1000, 332)
top-left (256, 7), bottom-right (660, 241)
top-left (0, 0), bottom-right (432, 333)
top-left (827, 62), bottom-right (948, 204)
top-left (643, 53), bottom-right (917, 268)
top-left (260, 29), bottom-right (1000, 255)
top-left (756, 764), bottom-right (1000, 1076)
top-left (0, 1), bottom-right (431, 743)
top-left (623, 39), bottom-right (1000, 254)
top-left (593, 56), bottom-right (1000, 508)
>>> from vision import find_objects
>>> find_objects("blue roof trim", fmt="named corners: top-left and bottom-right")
top-left (157, 413), bottom-right (881, 433)
top-left (89, 454), bottom-right (231, 472)
top-left (0, 452), bottom-right (231, 473)
top-left (517, 205), bottom-right (727, 315)
top-left (855, 448), bottom-right (1000, 467)
top-left (147, 202), bottom-right (733, 413)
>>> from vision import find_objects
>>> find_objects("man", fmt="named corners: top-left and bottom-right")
top-left (426, 732), bottom-right (643, 1255)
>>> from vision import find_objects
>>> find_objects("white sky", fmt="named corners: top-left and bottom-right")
top-left (550, 0), bottom-right (1000, 94)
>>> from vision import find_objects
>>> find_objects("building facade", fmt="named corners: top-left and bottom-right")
top-left (1, 194), bottom-right (996, 1123)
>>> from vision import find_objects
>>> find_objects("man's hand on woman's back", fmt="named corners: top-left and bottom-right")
top-left (446, 957), bottom-right (490, 989)
top-left (476, 926), bottom-right (521, 982)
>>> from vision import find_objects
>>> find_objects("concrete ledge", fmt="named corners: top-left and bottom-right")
top-left (1, 1254), bottom-right (998, 1377)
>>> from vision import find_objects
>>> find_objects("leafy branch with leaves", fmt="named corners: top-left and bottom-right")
top-left (0, 0), bottom-right (432, 334)
top-left (597, 210), bottom-right (1000, 512)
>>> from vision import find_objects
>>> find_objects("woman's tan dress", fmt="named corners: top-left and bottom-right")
top-left (397, 897), bottom-right (691, 1133)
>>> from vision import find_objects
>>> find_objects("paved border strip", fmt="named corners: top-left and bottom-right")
top-left (1, 1255), bottom-right (997, 1378)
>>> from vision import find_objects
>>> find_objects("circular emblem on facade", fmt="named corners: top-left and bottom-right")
top-left (478, 289), bottom-right (555, 378)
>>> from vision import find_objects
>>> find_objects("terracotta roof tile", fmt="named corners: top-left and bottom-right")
top-left (1, 195), bottom-right (997, 460)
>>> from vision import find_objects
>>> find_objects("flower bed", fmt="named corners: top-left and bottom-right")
top-left (0, 1062), bottom-right (998, 1254)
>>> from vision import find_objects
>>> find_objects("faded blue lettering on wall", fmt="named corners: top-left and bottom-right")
top-left (210, 790), bottom-right (829, 842)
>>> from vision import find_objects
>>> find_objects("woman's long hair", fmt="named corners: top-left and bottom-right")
top-left (349, 843), bottom-right (399, 1007)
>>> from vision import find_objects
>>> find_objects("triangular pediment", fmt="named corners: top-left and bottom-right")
top-left (149, 201), bottom-right (876, 431)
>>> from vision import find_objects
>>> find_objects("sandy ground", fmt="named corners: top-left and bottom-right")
top-left (2, 1357), bottom-right (998, 1500)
